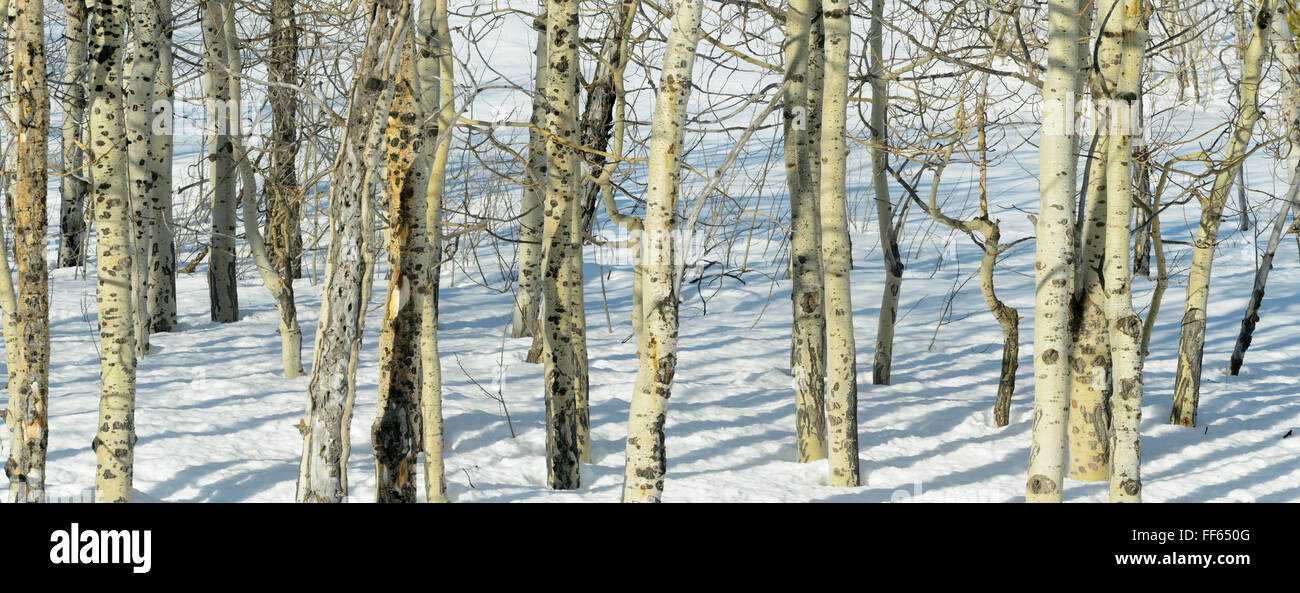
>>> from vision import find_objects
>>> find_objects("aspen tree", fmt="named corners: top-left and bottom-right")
top-left (415, 0), bottom-right (452, 503)
top-left (867, 0), bottom-right (900, 386)
top-left (267, 0), bottom-right (303, 280)
top-left (125, 0), bottom-right (160, 356)
top-left (511, 9), bottom-right (547, 340)
top-left (540, 0), bottom-right (582, 490)
top-left (89, 0), bottom-right (139, 503)
top-left (58, 0), bottom-right (90, 268)
top-left (621, 0), bottom-right (703, 503)
top-left (148, 0), bottom-right (177, 333)
top-left (566, 6), bottom-right (639, 465)
top-left (1068, 0), bottom-right (1119, 483)
top-left (820, 0), bottom-right (859, 487)
top-left (784, 0), bottom-right (828, 463)
top-left (0, 0), bottom-right (19, 401)
top-left (220, 0), bottom-right (302, 379)
top-left (914, 73), bottom-right (1020, 428)
top-left (5, 0), bottom-right (50, 503)
top-left (1171, 1), bottom-right (1270, 427)
top-left (298, 0), bottom-right (409, 502)
top-left (203, 0), bottom-right (238, 324)
top-left (373, 44), bottom-right (422, 503)
top-left (1104, 0), bottom-right (1146, 502)
top-left (1026, 0), bottom-right (1081, 503)
top-left (1229, 1), bottom-right (1300, 375)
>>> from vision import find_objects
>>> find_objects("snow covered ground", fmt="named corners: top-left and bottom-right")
top-left (6, 8), bottom-right (1300, 503)
top-left (19, 100), bottom-right (1300, 502)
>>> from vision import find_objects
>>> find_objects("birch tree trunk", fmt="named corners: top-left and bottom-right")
top-left (58, 0), bottom-right (89, 269)
top-left (204, 0), bottom-right (238, 324)
top-left (1229, 1), bottom-right (1300, 375)
top-left (373, 45), bottom-right (422, 502)
top-left (148, 1), bottom-right (176, 333)
top-left (868, 0), bottom-right (900, 386)
top-left (126, 0), bottom-right (160, 356)
top-left (267, 0), bottom-right (302, 280)
top-left (621, 0), bottom-right (702, 503)
top-left (511, 9), bottom-right (547, 340)
top-left (784, 0), bottom-right (827, 462)
top-left (540, 0), bottom-right (582, 490)
top-left (1026, 0), bottom-right (1081, 503)
top-left (5, 0), bottom-right (50, 503)
top-left (298, 0), bottom-right (409, 502)
top-left (1103, 0), bottom-right (1146, 502)
top-left (820, 0), bottom-right (860, 487)
top-left (89, 0), bottom-right (139, 503)
top-left (1171, 2), bottom-right (1269, 427)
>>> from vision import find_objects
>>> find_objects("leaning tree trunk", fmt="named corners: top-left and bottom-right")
top-left (1026, 0), bottom-right (1081, 503)
top-left (372, 45), bottom-right (422, 503)
top-left (540, 0), bottom-right (582, 490)
top-left (1103, 0), bottom-right (1146, 502)
top-left (1171, 2), bottom-right (1269, 428)
top-left (868, 0), bottom-right (900, 386)
top-left (784, 0), bottom-right (828, 462)
top-left (1229, 1), bottom-right (1300, 376)
top-left (511, 8), bottom-right (546, 340)
top-left (58, 0), bottom-right (89, 269)
top-left (203, 0), bottom-right (239, 324)
top-left (267, 0), bottom-right (303, 280)
top-left (820, 0), bottom-right (860, 487)
top-left (126, 0), bottom-right (160, 356)
top-left (5, 0), bottom-right (50, 503)
top-left (298, 0), bottom-right (409, 503)
top-left (148, 0), bottom-right (177, 333)
top-left (973, 73), bottom-right (1018, 428)
top-left (89, 0), bottom-right (139, 503)
top-left (222, 1), bottom-right (302, 380)
top-left (415, 0), bottom-right (453, 503)
top-left (621, 0), bottom-right (702, 503)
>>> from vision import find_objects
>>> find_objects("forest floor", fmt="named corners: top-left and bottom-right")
top-left (6, 14), bottom-right (1300, 502)
top-left (19, 98), bottom-right (1300, 502)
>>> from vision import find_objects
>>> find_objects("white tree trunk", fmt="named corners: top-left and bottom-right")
top-left (1026, 0), bottom-right (1081, 503)
top-left (511, 8), bottom-right (547, 340)
top-left (1103, 0), bottom-right (1147, 502)
top-left (621, 0), bottom-right (702, 503)
top-left (125, 0), bottom-right (159, 356)
top-left (58, 0), bottom-right (89, 268)
top-left (202, 0), bottom-right (239, 324)
top-left (819, 0), bottom-right (859, 487)
top-left (89, 0), bottom-right (139, 503)
top-left (415, 0), bottom-right (451, 503)
top-left (298, 0), bottom-right (409, 502)
top-left (1229, 1), bottom-right (1300, 375)
top-left (540, 0), bottom-right (582, 490)
top-left (868, 0), bottom-right (900, 387)
top-left (148, 1), bottom-right (177, 333)
top-left (1171, 1), bottom-right (1269, 427)
top-left (1068, 0), bottom-right (1119, 483)
top-left (784, 0), bottom-right (828, 463)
